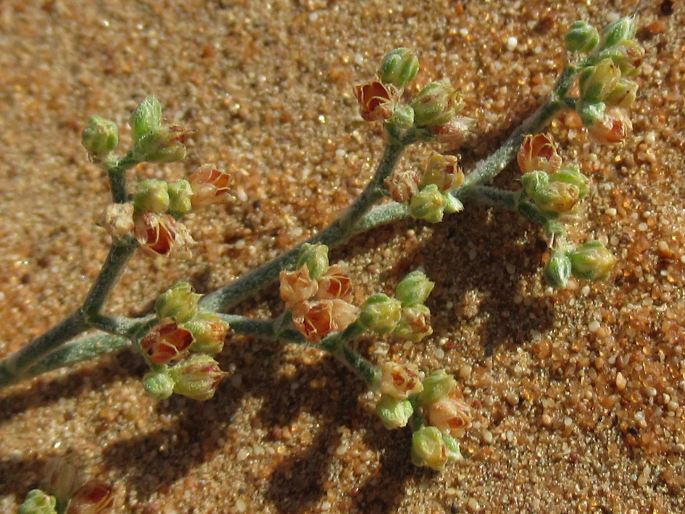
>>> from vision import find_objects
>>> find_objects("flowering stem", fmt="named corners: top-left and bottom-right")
top-left (319, 322), bottom-right (379, 386)
top-left (107, 152), bottom-right (138, 203)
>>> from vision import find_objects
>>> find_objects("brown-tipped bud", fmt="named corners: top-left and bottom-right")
top-left (169, 354), bottom-right (226, 401)
top-left (425, 394), bottom-right (472, 438)
top-left (587, 107), bottom-right (632, 145)
top-left (531, 181), bottom-right (581, 215)
top-left (140, 322), bottom-right (194, 365)
top-left (379, 361), bottom-right (423, 400)
top-left (279, 265), bottom-right (318, 309)
top-left (186, 313), bottom-right (230, 355)
top-left (66, 480), bottom-right (114, 514)
top-left (393, 304), bottom-right (433, 343)
top-left (579, 59), bottom-right (620, 103)
top-left (354, 80), bottom-right (395, 122)
top-left (134, 212), bottom-right (177, 256)
top-left (604, 78), bottom-right (638, 109)
top-left (315, 265), bottom-right (353, 301)
top-left (431, 115), bottom-right (474, 147)
top-left (411, 79), bottom-right (463, 128)
top-left (384, 169), bottom-right (420, 203)
top-left (420, 153), bottom-right (464, 192)
top-left (104, 203), bottom-right (135, 240)
top-left (133, 126), bottom-right (189, 164)
top-left (293, 299), bottom-right (359, 343)
top-left (188, 166), bottom-right (233, 207)
top-left (517, 133), bottom-right (562, 173)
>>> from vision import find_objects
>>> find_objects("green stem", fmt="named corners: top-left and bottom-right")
top-left (107, 152), bottom-right (138, 203)
top-left (320, 322), bottom-right (379, 386)
top-left (200, 137), bottom-right (407, 312)
top-left (462, 186), bottom-right (519, 211)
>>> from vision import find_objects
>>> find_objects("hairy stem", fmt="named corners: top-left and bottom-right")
top-left (107, 152), bottom-right (138, 203)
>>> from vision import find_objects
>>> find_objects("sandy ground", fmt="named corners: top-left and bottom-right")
top-left (0, 0), bottom-right (684, 512)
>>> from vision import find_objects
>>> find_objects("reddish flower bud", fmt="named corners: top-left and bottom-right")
top-left (279, 265), bottom-right (318, 309)
top-left (517, 133), bottom-right (562, 173)
top-left (379, 361), bottom-right (423, 400)
top-left (134, 212), bottom-right (177, 256)
top-left (430, 116), bottom-right (474, 147)
top-left (384, 169), bottom-right (420, 203)
top-left (140, 322), bottom-right (194, 365)
top-left (188, 166), bottom-right (233, 207)
top-left (353, 80), bottom-right (395, 122)
top-left (66, 480), bottom-right (113, 514)
top-left (587, 107), bottom-right (632, 144)
top-left (425, 394), bottom-right (472, 438)
top-left (293, 299), bottom-right (359, 343)
top-left (420, 153), bottom-right (464, 192)
top-left (315, 265), bottom-right (353, 301)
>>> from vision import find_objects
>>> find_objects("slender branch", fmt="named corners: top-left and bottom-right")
top-left (461, 186), bottom-right (519, 211)
top-left (107, 152), bottom-right (138, 203)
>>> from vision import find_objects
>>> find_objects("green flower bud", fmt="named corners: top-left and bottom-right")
top-left (143, 369), bottom-right (175, 400)
top-left (410, 426), bottom-right (448, 471)
top-left (186, 312), bottom-right (230, 355)
top-left (395, 270), bottom-right (434, 306)
top-left (565, 21), bottom-right (600, 53)
top-left (385, 104), bottom-right (415, 139)
top-left (155, 282), bottom-right (201, 323)
top-left (134, 179), bottom-right (170, 213)
top-left (409, 184), bottom-right (446, 223)
top-left (417, 369), bottom-right (456, 406)
top-left (544, 250), bottom-right (572, 289)
top-left (420, 153), bottom-right (464, 192)
top-left (601, 15), bottom-right (637, 49)
top-left (81, 115), bottom-right (118, 161)
top-left (604, 78), bottom-right (638, 109)
top-left (521, 170), bottom-right (549, 197)
top-left (378, 48), bottom-right (419, 88)
top-left (131, 96), bottom-right (162, 143)
top-left (599, 40), bottom-right (644, 77)
top-left (376, 395), bottom-right (413, 430)
top-left (18, 490), bottom-right (57, 514)
top-left (168, 179), bottom-right (193, 216)
top-left (295, 243), bottom-right (329, 280)
top-left (359, 293), bottom-right (402, 334)
top-left (411, 79), bottom-right (463, 128)
top-left (134, 126), bottom-right (189, 163)
top-left (393, 304), bottom-right (433, 343)
top-left (577, 101), bottom-right (606, 126)
top-left (549, 165), bottom-right (590, 199)
top-left (169, 354), bottom-right (226, 401)
top-left (532, 182), bottom-right (580, 215)
top-left (442, 433), bottom-right (463, 463)
top-left (579, 59), bottom-right (620, 103)
top-left (569, 241), bottom-right (617, 280)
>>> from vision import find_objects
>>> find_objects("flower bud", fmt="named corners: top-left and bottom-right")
top-left (67, 480), bottom-right (114, 514)
top-left (517, 133), bottom-right (562, 173)
top-left (577, 101), bottom-right (606, 127)
top-left (442, 433), bottom-right (463, 463)
top-left (376, 395), bottom-right (413, 430)
top-left (104, 203), bottom-right (135, 240)
top-left (549, 165), bottom-right (590, 199)
top-left (155, 282), bottom-right (200, 323)
top-left (430, 116), bottom-right (474, 147)
top-left (579, 59), bottom-right (620, 103)
top-left (426, 395), bottom-right (472, 438)
top-left (417, 369), bottom-right (456, 405)
top-left (140, 322), bottom-right (194, 365)
top-left (169, 354), bottom-right (226, 401)
top-left (384, 169), bottom-right (420, 203)
top-left (564, 21), bottom-right (600, 53)
top-left (18, 490), bottom-right (57, 514)
top-left (133, 179), bottom-right (170, 213)
top-left (543, 250), bottom-right (572, 289)
top-left (295, 243), bottom-right (329, 280)
top-left (168, 179), bottom-right (193, 216)
top-left (410, 426), bottom-right (448, 471)
top-left (315, 265), bottom-right (353, 301)
top-left (293, 299), bottom-right (359, 343)
top-left (130, 96), bottom-right (162, 143)
top-left (187, 166), bottom-right (233, 207)
top-left (601, 40), bottom-right (644, 77)
top-left (521, 170), bottom-right (548, 197)
top-left (393, 304), bottom-right (433, 343)
top-left (409, 184), bottom-right (446, 223)
top-left (395, 270), bottom-right (434, 306)
top-left (44, 456), bottom-right (83, 508)
top-left (354, 80), bottom-right (395, 122)
top-left (379, 361), bottom-right (423, 399)
top-left (411, 79), bottom-right (463, 128)
top-left (532, 181), bottom-right (580, 215)
top-left (358, 294), bottom-right (402, 334)
top-left (601, 15), bottom-right (637, 49)
top-left (81, 115), bottom-right (118, 161)
top-left (186, 312), bottom-right (230, 355)
top-left (385, 104), bottom-right (415, 139)
top-left (134, 212), bottom-right (177, 256)
top-left (378, 48), bottom-right (420, 88)
top-left (142, 369), bottom-right (175, 400)
top-left (604, 78), bottom-right (638, 109)
top-left (133, 126), bottom-right (189, 163)
top-left (569, 241), bottom-right (617, 280)
top-left (587, 106), bottom-right (632, 144)
top-left (420, 153), bottom-right (464, 191)
top-left (280, 265), bottom-right (318, 309)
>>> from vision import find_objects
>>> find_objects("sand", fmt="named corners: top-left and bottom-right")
top-left (0, 0), bottom-right (684, 512)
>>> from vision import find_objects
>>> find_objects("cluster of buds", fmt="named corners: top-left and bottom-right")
top-left (374, 366), bottom-right (470, 471)
top-left (140, 282), bottom-right (229, 401)
top-left (354, 48), bottom-right (470, 144)
top-left (565, 16), bottom-right (641, 144)
top-left (358, 270), bottom-right (434, 342)
top-left (18, 457), bottom-right (114, 514)
top-left (544, 240), bottom-right (617, 289)
top-left (279, 244), bottom-right (359, 343)
top-left (81, 115), bottom-right (119, 164)
top-left (386, 152), bottom-right (464, 223)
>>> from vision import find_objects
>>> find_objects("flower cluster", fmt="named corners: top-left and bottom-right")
top-left (374, 365), bottom-right (471, 471)
top-left (279, 244), bottom-right (359, 343)
top-left (565, 17), bottom-right (641, 144)
top-left (140, 282), bottom-right (229, 401)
